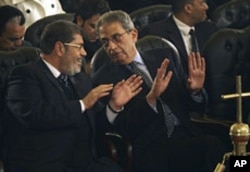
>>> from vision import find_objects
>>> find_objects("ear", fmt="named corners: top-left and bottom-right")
top-left (184, 4), bottom-right (192, 15)
top-left (130, 28), bottom-right (138, 43)
top-left (76, 15), bottom-right (84, 27)
top-left (54, 41), bottom-right (65, 56)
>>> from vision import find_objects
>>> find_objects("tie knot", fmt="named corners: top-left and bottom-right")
top-left (130, 61), bottom-right (138, 69)
top-left (189, 29), bottom-right (195, 35)
top-left (58, 74), bottom-right (69, 86)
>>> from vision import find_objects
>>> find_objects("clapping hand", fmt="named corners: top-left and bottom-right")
top-left (109, 75), bottom-right (143, 111)
top-left (147, 58), bottom-right (173, 105)
top-left (82, 84), bottom-right (114, 110)
top-left (187, 52), bottom-right (205, 92)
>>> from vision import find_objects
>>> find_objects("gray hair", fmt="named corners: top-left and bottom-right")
top-left (96, 10), bottom-right (135, 35)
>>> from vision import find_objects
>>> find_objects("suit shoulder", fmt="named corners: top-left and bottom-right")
top-left (196, 20), bottom-right (218, 31)
top-left (140, 17), bottom-right (171, 38)
top-left (10, 60), bottom-right (37, 75)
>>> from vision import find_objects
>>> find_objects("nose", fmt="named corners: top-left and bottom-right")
top-left (80, 47), bottom-right (87, 57)
top-left (203, 2), bottom-right (209, 10)
top-left (106, 39), bottom-right (118, 50)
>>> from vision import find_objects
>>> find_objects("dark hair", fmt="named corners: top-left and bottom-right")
top-left (0, 5), bottom-right (25, 36)
top-left (73, 0), bottom-right (110, 22)
top-left (40, 20), bottom-right (83, 54)
top-left (171, 0), bottom-right (193, 13)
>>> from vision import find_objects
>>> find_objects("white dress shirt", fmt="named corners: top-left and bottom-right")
top-left (172, 15), bottom-right (195, 55)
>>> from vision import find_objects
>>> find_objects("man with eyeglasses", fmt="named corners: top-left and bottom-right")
top-left (92, 10), bottom-right (226, 172)
top-left (3, 20), bottom-right (142, 172)
top-left (0, 5), bottom-right (32, 51)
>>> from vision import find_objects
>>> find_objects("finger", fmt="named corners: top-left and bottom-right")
top-left (115, 79), bottom-right (125, 87)
top-left (156, 59), bottom-right (169, 80)
top-left (133, 87), bottom-right (142, 96)
top-left (125, 74), bottom-right (137, 85)
top-left (132, 78), bottom-right (143, 90)
top-left (160, 59), bottom-right (169, 72)
top-left (200, 57), bottom-right (206, 72)
top-left (95, 84), bottom-right (114, 93)
top-left (192, 52), bottom-right (197, 69)
top-left (196, 52), bottom-right (202, 69)
top-left (95, 84), bottom-right (113, 90)
top-left (97, 91), bottom-right (111, 98)
top-left (163, 71), bottom-right (173, 85)
top-left (132, 76), bottom-right (143, 84)
top-left (188, 52), bottom-right (196, 70)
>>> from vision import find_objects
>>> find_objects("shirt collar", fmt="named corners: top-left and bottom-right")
top-left (42, 58), bottom-right (61, 78)
top-left (133, 50), bottom-right (144, 65)
top-left (172, 15), bottom-right (195, 36)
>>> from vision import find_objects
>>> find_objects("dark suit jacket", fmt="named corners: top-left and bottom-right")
top-left (140, 15), bottom-right (218, 73)
top-left (4, 59), bottom-right (104, 172)
top-left (92, 48), bottom-right (207, 159)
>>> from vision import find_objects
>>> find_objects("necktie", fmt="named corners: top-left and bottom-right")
top-left (57, 74), bottom-right (74, 99)
top-left (130, 61), bottom-right (175, 137)
top-left (189, 29), bottom-right (199, 53)
top-left (58, 74), bottom-right (69, 87)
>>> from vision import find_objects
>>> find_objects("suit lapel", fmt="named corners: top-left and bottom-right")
top-left (139, 49), bottom-right (161, 79)
top-left (37, 59), bottom-right (68, 99)
top-left (165, 17), bottom-right (188, 70)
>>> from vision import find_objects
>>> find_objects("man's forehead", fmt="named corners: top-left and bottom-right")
top-left (73, 34), bottom-right (84, 43)
top-left (8, 16), bottom-right (22, 25)
top-left (99, 22), bottom-right (125, 36)
top-left (5, 23), bottom-right (25, 37)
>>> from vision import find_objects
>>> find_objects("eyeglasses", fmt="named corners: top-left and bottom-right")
top-left (64, 43), bottom-right (84, 50)
top-left (100, 30), bottom-right (130, 48)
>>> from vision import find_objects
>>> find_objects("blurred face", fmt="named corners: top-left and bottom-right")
top-left (99, 22), bottom-right (138, 65)
top-left (60, 34), bottom-right (87, 76)
top-left (79, 14), bottom-right (100, 42)
top-left (189, 0), bottom-right (208, 24)
top-left (0, 21), bottom-right (25, 51)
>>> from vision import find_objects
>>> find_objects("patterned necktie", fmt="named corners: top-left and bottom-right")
top-left (130, 61), bottom-right (175, 137)
top-left (57, 74), bottom-right (74, 99)
top-left (189, 29), bottom-right (199, 53)
top-left (58, 74), bottom-right (69, 87)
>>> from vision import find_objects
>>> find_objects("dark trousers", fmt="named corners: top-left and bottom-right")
top-left (4, 157), bottom-right (124, 172)
top-left (134, 126), bottom-right (226, 172)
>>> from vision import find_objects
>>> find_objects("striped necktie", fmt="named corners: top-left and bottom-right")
top-left (58, 74), bottom-right (69, 87)
top-left (130, 61), bottom-right (175, 137)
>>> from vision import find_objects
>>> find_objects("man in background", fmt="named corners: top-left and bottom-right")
top-left (0, 0), bottom-right (65, 28)
top-left (74, 0), bottom-right (111, 74)
top-left (0, 5), bottom-right (32, 51)
top-left (140, 0), bottom-right (218, 74)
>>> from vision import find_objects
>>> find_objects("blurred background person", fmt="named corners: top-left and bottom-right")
top-left (0, 0), bottom-right (65, 28)
top-left (140, 0), bottom-right (218, 74)
top-left (0, 5), bottom-right (32, 51)
top-left (74, 0), bottom-right (111, 74)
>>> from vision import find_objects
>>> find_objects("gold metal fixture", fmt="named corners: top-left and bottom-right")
top-left (214, 75), bottom-right (250, 172)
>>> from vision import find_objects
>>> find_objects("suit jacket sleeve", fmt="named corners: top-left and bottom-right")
top-left (6, 64), bottom-right (84, 129)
